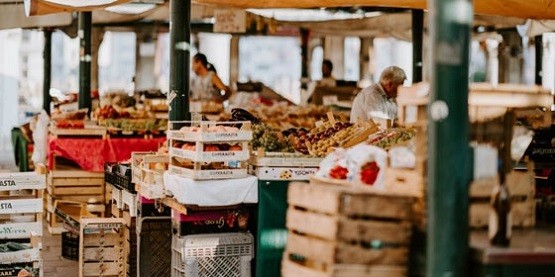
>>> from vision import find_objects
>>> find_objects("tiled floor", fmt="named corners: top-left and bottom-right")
top-left (0, 150), bottom-right (79, 276)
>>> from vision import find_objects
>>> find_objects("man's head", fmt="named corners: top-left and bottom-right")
top-left (322, 59), bottom-right (333, 78)
top-left (379, 66), bottom-right (407, 98)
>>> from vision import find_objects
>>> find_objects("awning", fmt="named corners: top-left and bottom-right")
top-left (24, 0), bottom-right (133, 16)
top-left (194, 0), bottom-right (555, 20)
top-left (0, 2), bottom-right (73, 30)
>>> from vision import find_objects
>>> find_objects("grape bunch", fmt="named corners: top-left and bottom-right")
top-left (252, 124), bottom-right (294, 152)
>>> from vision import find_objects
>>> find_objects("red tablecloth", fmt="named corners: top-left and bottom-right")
top-left (48, 137), bottom-right (165, 172)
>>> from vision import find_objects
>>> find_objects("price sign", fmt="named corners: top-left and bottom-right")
top-left (214, 9), bottom-right (247, 33)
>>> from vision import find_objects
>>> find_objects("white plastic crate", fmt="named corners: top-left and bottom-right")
top-left (171, 233), bottom-right (254, 277)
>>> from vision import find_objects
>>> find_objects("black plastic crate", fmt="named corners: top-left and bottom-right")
top-left (61, 231), bottom-right (79, 261)
top-left (104, 162), bottom-right (134, 193)
top-left (138, 202), bottom-right (170, 218)
top-left (138, 217), bottom-right (172, 277)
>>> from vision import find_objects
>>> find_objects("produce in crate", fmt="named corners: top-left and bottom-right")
top-left (367, 128), bottom-right (417, 149)
top-left (251, 123), bottom-right (294, 153)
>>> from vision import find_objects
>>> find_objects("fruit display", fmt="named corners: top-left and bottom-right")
top-left (53, 119), bottom-right (85, 129)
top-left (367, 128), bottom-right (417, 149)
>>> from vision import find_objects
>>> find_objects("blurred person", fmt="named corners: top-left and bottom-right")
top-left (350, 66), bottom-right (406, 123)
top-left (319, 59), bottom-right (336, 87)
top-left (191, 53), bottom-right (232, 100)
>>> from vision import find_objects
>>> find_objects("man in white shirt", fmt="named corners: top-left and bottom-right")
top-left (350, 66), bottom-right (407, 123)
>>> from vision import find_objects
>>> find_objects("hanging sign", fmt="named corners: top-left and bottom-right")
top-left (214, 9), bottom-right (247, 33)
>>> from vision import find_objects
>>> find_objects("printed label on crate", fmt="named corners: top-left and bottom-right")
top-left (169, 165), bottom-right (247, 180)
top-left (0, 267), bottom-right (40, 277)
top-left (168, 130), bottom-right (252, 142)
top-left (0, 172), bottom-right (45, 191)
top-left (0, 222), bottom-right (42, 239)
top-left (0, 199), bottom-right (42, 215)
top-left (251, 167), bottom-right (318, 180)
top-left (83, 222), bottom-right (124, 234)
top-left (140, 218), bottom-right (171, 232)
top-left (171, 208), bottom-right (251, 236)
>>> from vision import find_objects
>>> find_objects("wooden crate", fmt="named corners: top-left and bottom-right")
top-left (469, 167), bottom-right (535, 228)
top-left (0, 168), bottom-right (46, 239)
top-left (111, 186), bottom-right (138, 217)
top-left (132, 153), bottom-right (168, 200)
top-left (283, 182), bottom-right (416, 277)
top-left (47, 170), bottom-right (105, 197)
top-left (79, 218), bottom-right (126, 277)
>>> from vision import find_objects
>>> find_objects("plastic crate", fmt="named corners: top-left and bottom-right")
top-left (61, 231), bottom-right (79, 261)
top-left (104, 162), bottom-right (134, 193)
top-left (171, 233), bottom-right (254, 277)
top-left (138, 217), bottom-right (172, 277)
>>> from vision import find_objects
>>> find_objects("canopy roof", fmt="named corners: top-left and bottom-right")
top-left (194, 0), bottom-right (555, 20)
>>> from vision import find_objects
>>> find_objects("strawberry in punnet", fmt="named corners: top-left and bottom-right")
top-left (360, 161), bottom-right (380, 185)
top-left (329, 165), bottom-right (348, 180)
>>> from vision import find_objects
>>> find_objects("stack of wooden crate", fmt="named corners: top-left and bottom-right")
top-left (46, 169), bottom-right (105, 234)
top-left (78, 218), bottom-right (126, 277)
top-left (0, 166), bottom-right (46, 276)
top-left (282, 182), bottom-right (417, 277)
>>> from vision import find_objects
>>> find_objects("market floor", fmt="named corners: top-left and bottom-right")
top-left (41, 223), bottom-right (79, 276)
top-left (0, 151), bottom-right (79, 275)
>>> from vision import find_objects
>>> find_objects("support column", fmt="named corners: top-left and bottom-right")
top-left (229, 36), bottom-right (240, 86)
top-left (412, 9), bottom-right (424, 83)
top-left (300, 28), bottom-right (310, 81)
top-left (78, 12), bottom-right (92, 112)
top-left (169, 0), bottom-right (191, 121)
top-left (542, 35), bottom-right (554, 92)
top-left (486, 38), bottom-right (500, 86)
top-left (324, 36), bottom-right (344, 79)
top-left (535, 35), bottom-right (543, 85)
top-left (359, 38), bottom-right (372, 81)
top-left (427, 0), bottom-right (472, 276)
top-left (42, 29), bottom-right (52, 114)
top-left (91, 28), bottom-right (104, 93)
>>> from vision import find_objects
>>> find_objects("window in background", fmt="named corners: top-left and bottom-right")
top-left (98, 32), bottom-right (136, 94)
top-left (51, 31), bottom-right (79, 94)
top-left (344, 37), bottom-right (361, 81)
top-left (310, 45), bottom-right (324, 81)
top-left (239, 36), bottom-right (302, 103)
top-left (373, 37), bottom-right (412, 85)
top-left (198, 33), bottom-right (231, 85)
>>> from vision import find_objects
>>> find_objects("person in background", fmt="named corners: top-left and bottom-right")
top-left (350, 66), bottom-right (407, 123)
top-left (319, 59), bottom-right (336, 87)
top-left (191, 53), bottom-right (232, 100)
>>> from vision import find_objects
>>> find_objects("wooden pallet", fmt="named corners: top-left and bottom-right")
top-left (469, 165), bottom-right (536, 228)
top-left (283, 182), bottom-right (416, 276)
top-left (79, 218), bottom-right (126, 277)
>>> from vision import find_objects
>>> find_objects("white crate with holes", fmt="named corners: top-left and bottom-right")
top-left (171, 232), bottom-right (254, 277)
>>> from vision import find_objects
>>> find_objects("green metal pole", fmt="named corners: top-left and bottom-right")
top-left (43, 29), bottom-right (52, 115)
top-left (412, 9), bottom-right (424, 83)
top-left (535, 35), bottom-right (543, 85)
top-left (427, 0), bottom-right (473, 276)
top-left (78, 12), bottom-right (92, 112)
top-left (300, 28), bottom-right (309, 80)
top-left (169, 0), bottom-right (191, 121)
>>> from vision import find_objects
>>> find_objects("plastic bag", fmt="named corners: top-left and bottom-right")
top-left (31, 110), bottom-right (49, 166)
top-left (346, 144), bottom-right (388, 188)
